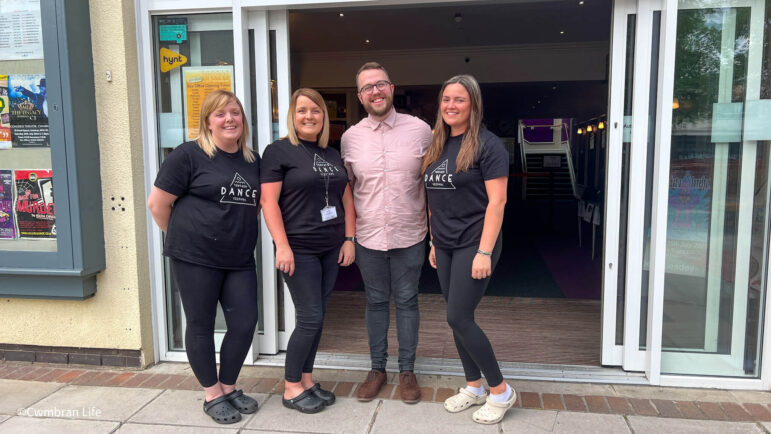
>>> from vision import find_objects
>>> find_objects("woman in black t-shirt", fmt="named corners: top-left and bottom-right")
top-left (423, 75), bottom-right (515, 424)
top-left (148, 90), bottom-right (260, 424)
top-left (260, 88), bottom-right (355, 414)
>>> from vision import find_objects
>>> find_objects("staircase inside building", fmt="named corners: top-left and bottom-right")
top-left (518, 119), bottom-right (577, 200)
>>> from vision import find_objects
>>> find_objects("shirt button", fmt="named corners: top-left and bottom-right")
top-left (384, 169), bottom-right (388, 172)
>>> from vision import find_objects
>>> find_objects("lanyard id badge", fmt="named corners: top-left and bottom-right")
top-left (321, 205), bottom-right (338, 222)
top-left (320, 174), bottom-right (337, 221)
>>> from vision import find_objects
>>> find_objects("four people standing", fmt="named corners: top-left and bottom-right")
top-left (149, 65), bottom-right (511, 424)
top-left (341, 62), bottom-right (433, 403)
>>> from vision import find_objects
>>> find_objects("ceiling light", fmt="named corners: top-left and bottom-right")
top-left (598, 121), bottom-right (605, 130)
top-left (577, 128), bottom-right (584, 135)
top-left (579, 1), bottom-right (584, 4)
top-left (365, 39), bottom-right (370, 44)
top-left (560, 31), bottom-right (565, 35)
top-left (587, 125), bottom-right (594, 133)
top-left (454, 13), bottom-right (463, 23)
top-left (339, 13), bottom-right (344, 17)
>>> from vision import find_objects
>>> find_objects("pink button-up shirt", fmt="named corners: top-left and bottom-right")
top-left (341, 109), bottom-right (432, 251)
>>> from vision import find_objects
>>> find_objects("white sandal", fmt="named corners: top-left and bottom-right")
top-left (472, 386), bottom-right (517, 424)
top-left (443, 388), bottom-right (488, 413)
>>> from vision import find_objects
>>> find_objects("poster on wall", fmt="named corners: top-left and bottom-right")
top-left (0, 0), bottom-right (44, 61)
top-left (0, 169), bottom-right (14, 239)
top-left (182, 66), bottom-right (234, 140)
top-left (9, 74), bottom-right (48, 147)
top-left (14, 169), bottom-right (55, 238)
top-left (0, 75), bottom-right (11, 149)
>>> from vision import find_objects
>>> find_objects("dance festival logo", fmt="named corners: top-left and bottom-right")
top-left (220, 173), bottom-right (257, 206)
top-left (312, 153), bottom-right (340, 177)
top-left (424, 159), bottom-right (456, 189)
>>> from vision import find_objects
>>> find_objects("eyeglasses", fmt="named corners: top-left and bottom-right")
top-left (358, 80), bottom-right (392, 95)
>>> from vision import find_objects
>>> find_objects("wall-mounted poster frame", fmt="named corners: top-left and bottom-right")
top-left (182, 65), bottom-right (234, 140)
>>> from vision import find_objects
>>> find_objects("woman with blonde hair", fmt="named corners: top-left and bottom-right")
top-left (148, 90), bottom-right (261, 424)
top-left (261, 88), bottom-right (355, 413)
top-left (423, 75), bottom-right (515, 424)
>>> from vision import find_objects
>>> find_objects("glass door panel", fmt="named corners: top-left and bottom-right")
top-left (152, 13), bottom-right (235, 352)
top-left (661, 0), bottom-right (769, 377)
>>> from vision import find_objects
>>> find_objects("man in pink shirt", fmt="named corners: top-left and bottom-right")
top-left (341, 62), bottom-right (432, 404)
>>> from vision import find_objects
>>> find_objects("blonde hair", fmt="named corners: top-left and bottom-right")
top-left (284, 88), bottom-right (330, 148)
top-left (422, 75), bottom-right (483, 174)
top-left (194, 90), bottom-right (254, 163)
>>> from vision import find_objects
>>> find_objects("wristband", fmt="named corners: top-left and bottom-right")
top-left (477, 249), bottom-right (492, 256)
top-left (344, 236), bottom-right (355, 243)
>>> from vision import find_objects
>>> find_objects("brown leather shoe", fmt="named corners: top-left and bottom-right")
top-left (399, 371), bottom-right (421, 404)
top-left (356, 370), bottom-right (386, 402)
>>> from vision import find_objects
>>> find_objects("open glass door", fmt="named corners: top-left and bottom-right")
top-left (603, 0), bottom-right (663, 371)
top-left (249, 8), bottom-right (293, 355)
top-left (648, 0), bottom-right (770, 381)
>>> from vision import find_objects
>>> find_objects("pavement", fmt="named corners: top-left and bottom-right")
top-left (2, 361), bottom-right (771, 433)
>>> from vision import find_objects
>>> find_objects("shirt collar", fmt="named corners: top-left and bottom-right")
top-left (365, 108), bottom-right (397, 131)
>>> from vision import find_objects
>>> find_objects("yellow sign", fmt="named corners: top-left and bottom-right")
top-left (159, 47), bottom-right (187, 72)
top-left (183, 66), bottom-right (234, 139)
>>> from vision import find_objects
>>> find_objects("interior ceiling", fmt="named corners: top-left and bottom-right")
top-left (289, 0), bottom-right (612, 53)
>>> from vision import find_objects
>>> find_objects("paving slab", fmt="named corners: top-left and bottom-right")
top-left (501, 408), bottom-right (558, 432)
top-left (246, 395), bottom-right (377, 433)
top-left (0, 416), bottom-right (119, 433)
top-left (730, 390), bottom-right (771, 404)
top-left (30, 385), bottom-right (162, 422)
top-left (612, 385), bottom-right (735, 402)
top-left (129, 389), bottom-right (266, 428)
top-left (372, 399), bottom-right (498, 433)
top-left (514, 380), bottom-right (615, 396)
top-left (762, 422), bottom-right (771, 431)
top-left (553, 412), bottom-right (630, 433)
top-left (117, 422), bottom-right (239, 433)
top-left (628, 415), bottom-right (763, 433)
top-left (137, 362), bottom-right (194, 375)
top-left (238, 365), bottom-right (285, 379)
top-left (0, 414), bottom-right (9, 424)
top-left (0, 379), bottom-right (64, 415)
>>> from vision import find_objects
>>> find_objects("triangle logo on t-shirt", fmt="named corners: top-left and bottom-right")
top-left (424, 159), bottom-right (456, 190)
top-left (220, 173), bottom-right (258, 206)
top-left (312, 153), bottom-right (340, 177)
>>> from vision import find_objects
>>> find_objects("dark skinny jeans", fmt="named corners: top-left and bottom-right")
top-left (282, 248), bottom-right (340, 383)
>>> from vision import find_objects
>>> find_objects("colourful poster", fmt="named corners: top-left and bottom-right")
top-left (9, 74), bottom-right (48, 147)
top-left (0, 75), bottom-right (10, 149)
top-left (15, 169), bottom-right (55, 238)
top-left (182, 66), bottom-right (234, 140)
top-left (0, 169), bottom-right (14, 238)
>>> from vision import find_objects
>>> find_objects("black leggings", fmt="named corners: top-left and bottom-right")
top-left (435, 235), bottom-right (503, 387)
top-left (282, 248), bottom-right (340, 382)
top-left (171, 259), bottom-right (258, 388)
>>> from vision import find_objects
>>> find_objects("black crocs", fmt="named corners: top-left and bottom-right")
top-left (225, 389), bottom-right (259, 414)
top-left (203, 394), bottom-right (242, 424)
top-left (282, 388), bottom-right (325, 414)
top-left (308, 383), bottom-right (335, 406)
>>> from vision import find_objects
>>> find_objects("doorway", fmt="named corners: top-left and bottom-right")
top-left (286, 1), bottom-right (613, 367)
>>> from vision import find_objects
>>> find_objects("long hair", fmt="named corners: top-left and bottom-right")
top-left (422, 75), bottom-right (483, 174)
top-left (194, 90), bottom-right (254, 163)
top-left (284, 88), bottom-right (330, 148)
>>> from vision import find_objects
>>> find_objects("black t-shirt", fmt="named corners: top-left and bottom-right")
top-left (260, 138), bottom-right (347, 254)
top-left (425, 129), bottom-right (509, 249)
top-left (154, 141), bottom-right (261, 269)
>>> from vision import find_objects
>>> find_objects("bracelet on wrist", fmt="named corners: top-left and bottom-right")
top-left (344, 236), bottom-right (355, 244)
top-left (477, 249), bottom-right (492, 256)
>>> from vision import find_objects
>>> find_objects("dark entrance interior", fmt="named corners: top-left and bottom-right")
top-left (288, 0), bottom-right (612, 366)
